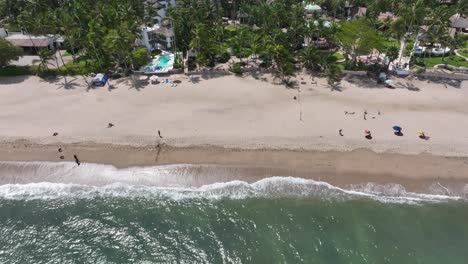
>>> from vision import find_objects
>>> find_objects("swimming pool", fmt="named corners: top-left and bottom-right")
top-left (146, 55), bottom-right (171, 67)
top-left (156, 55), bottom-right (171, 67)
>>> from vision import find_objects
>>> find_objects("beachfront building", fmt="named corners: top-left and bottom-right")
top-left (344, 4), bottom-right (367, 19)
top-left (450, 14), bottom-right (468, 34)
top-left (140, 25), bottom-right (175, 51)
top-left (140, 0), bottom-right (176, 51)
top-left (4, 32), bottom-right (63, 53)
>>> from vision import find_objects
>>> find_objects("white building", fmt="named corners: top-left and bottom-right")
top-left (140, 0), bottom-right (176, 51)
top-left (4, 32), bottom-right (64, 52)
top-left (0, 28), bottom-right (7, 38)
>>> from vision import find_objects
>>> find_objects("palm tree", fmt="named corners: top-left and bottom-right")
top-left (33, 49), bottom-right (55, 73)
top-left (324, 63), bottom-right (342, 90)
top-left (301, 44), bottom-right (322, 71)
top-left (385, 46), bottom-right (400, 70)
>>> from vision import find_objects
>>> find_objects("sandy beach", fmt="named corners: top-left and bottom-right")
top-left (1, 73), bottom-right (468, 191)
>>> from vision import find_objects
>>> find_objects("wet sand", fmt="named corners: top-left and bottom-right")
top-left (1, 141), bottom-right (467, 193)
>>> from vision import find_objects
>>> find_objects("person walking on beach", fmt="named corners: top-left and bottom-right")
top-left (339, 129), bottom-right (343, 136)
top-left (158, 130), bottom-right (163, 139)
top-left (364, 110), bottom-right (368, 120)
top-left (73, 155), bottom-right (80, 166)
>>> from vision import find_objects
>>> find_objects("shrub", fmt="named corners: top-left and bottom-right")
top-left (174, 55), bottom-right (184, 69)
top-left (131, 47), bottom-right (150, 69)
top-left (151, 49), bottom-right (162, 57)
top-left (37, 68), bottom-right (58, 78)
top-left (0, 38), bottom-right (24, 67)
top-left (230, 62), bottom-right (242, 75)
top-left (217, 52), bottom-right (231, 63)
top-left (0, 65), bottom-right (33, 76)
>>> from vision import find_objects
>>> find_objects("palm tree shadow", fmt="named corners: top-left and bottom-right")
top-left (189, 76), bottom-right (201, 84)
top-left (107, 83), bottom-right (117, 92)
top-left (284, 79), bottom-right (299, 89)
top-left (127, 78), bottom-right (147, 91)
top-left (395, 82), bottom-right (420, 92)
top-left (0, 75), bottom-right (30, 84)
top-left (344, 76), bottom-right (380, 89)
top-left (44, 76), bottom-right (79, 90)
top-left (330, 83), bottom-right (344, 92)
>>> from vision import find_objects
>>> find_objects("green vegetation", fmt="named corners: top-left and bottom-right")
top-left (331, 52), bottom-right (344, 61)
top-left (0, 0), bottom-right (465, 80)
top-left (151, 49), bottom-right (162, 57)
top-left (130, 48), bottom-right (150, 69)
top-left (59, 56), bottom-right (100, 75)
top-left (1, 0), bottom-right (149, 75)
top-left (413, 55), bottom-right (468, 68)
top-left (0, 38), bottom-right (23, 67)
top-left (382, 38), bottom-right (399, 49)
top-left (404, 34), bottom-right (417, 57)
top-left (459, 50), bottom-right (468, 58)
top-left (336, 18), bottom-right (384, 67)
top-left (230, 62), bottom-right (242, 75)
top-left (0, 65), bottom-right (33, 76)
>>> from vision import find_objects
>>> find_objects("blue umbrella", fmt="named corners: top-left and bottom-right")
top-left (392, 126), bottom-right (402, 132)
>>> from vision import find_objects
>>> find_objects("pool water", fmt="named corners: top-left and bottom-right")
top-left (145, 55), bottom-right (171, 68)
top-left (156, 55), bottom-right (171, 67)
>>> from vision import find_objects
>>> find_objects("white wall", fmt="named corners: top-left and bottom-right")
top-left (0, 29), bottom-right (8, 38)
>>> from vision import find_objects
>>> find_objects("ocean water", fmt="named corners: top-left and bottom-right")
top-left (0, 162), bottom-right (468, 263)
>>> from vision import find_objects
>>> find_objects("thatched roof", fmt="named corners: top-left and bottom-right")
top-left (450, 14), bottom-right (468, 29)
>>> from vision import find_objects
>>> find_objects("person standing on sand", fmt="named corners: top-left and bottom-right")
top-left (73, 155), bottom-right (80, 166)
top-left (339, 129), bottom-right (343, 136)
top-left (158, 130), bottom-right (163, 139)
top-left (364, 110), bottom-right (368, 120)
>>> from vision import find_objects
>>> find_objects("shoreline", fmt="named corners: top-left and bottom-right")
top-left (1, 74), bottom-right (468, 194)
top-left (1, 140), bottom-right (468, 195)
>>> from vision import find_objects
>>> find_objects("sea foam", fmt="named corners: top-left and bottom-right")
top-left (0, 161), bottom-right (465, 203)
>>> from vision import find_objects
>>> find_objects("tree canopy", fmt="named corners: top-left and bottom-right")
top-left (0, 38), bottom-right (23, 67)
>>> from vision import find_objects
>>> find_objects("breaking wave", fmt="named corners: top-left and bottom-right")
top-left (0, 161), bottom-right (466, 203)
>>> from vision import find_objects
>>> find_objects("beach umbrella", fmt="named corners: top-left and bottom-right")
top-left (418, 130), bottom-right (425, 136)
top-left (364, 129), bottom-right (371, 135)
top-left (392, 126), bottom-right (402, 132)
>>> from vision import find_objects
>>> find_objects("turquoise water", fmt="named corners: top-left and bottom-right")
top-left (145, 56), bottom-right (170, 68)
top-left (156, 55), bottom-right (171, 67)
top-left (1, 162), bottom-right (468, 263)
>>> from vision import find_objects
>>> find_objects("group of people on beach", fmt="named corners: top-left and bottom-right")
top-left (52, 123), bottom-right (164, 166)
top-left (340, 110), bottom-right (430, 140)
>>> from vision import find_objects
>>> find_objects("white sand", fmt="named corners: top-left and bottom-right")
top-left (0, 73), bottom-right (467, 156)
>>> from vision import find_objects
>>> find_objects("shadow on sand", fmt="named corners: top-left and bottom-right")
top-left (0, 75), bottom-right (30, 85)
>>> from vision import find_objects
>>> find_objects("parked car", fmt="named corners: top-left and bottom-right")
top-left (413, 46), bottom-right (426, 55)
top-left (92, 73), bottom-right (109, 86)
